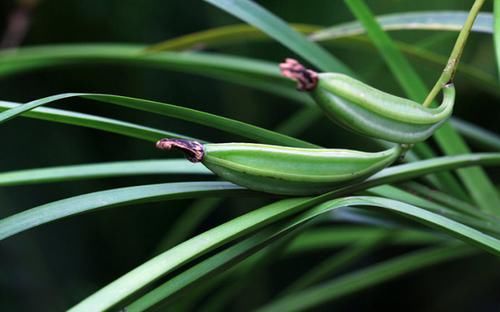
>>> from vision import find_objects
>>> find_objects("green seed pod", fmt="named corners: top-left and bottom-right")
top-left (280, 59), bottom-right (455, 144)
top-left (156, 139), bottom-right (402, 195)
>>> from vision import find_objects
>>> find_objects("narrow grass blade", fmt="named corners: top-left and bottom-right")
top-left (0, 160), bottom-right (211, 186)
top-left (0, 182), bottom-right (246, 241)
top-left (127, 220), bottom-right (311, 311)
top-left (257, 244), bottom-right (475, 312)
top-left (147, 12), bottom-right (493, 52)
top-left (0, 100), bottom-right (193, 142)
top-left (68, 197), bottom-right (310, 312)
top-left (282, 236), bottom-right (387, 294)
top-left (409, 143), bottom-right (466, 201)
top-left (366, 153), bottom-right (500, 186)
top-left (147, 24), bottom-right (319, 52)
top-left (0, 93), bottom-right (316, 148)
top-left (145, 14), bottom-right (499, 98)
top-left (324, 36), bottom-right (500, 97)
top-left (403, 182), bottom-right (500, 222)
top-left (125, 228), bottom-right (282, 311)
top-left (274, 107), bottom-right (323, 136)
top-left (203, 0), bottom-right (351, 73)
top-left (435, 126), bottom-right (500, 214)
top-left (344, 0), bottom-right (428, 100)
top-left (153, 198), bottom-right (222, 253)
top-left (311, 11), bottom-right (493, 41)
top-left (286, 227), bottom-right (444, 254)
top-left (366, 185), bottom-right (500, 235)
top-left (316, 196), bottom-right (500, 255)
top-left (451, 118), bottom-right (500, 151)
top-left (0, 45), bottom-right (312, 106)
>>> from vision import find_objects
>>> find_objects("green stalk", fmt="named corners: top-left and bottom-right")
top-left (423, 0), bottom-right (486, 107)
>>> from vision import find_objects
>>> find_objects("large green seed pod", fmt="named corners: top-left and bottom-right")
top-left (280, 59), bottom-right (455, 144)
top-left (156, 139), bottom-right (402, 195)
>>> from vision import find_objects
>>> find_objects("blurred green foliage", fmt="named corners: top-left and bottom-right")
top-left (0, 1), bottom-right (498, 311)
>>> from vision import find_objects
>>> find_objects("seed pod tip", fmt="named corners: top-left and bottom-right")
top-left (279, 58), bottom-right (318, 91)
top-left (156, 138), bottom-right (204, 162)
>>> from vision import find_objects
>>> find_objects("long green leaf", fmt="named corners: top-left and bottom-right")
top-left (286, 227), bottom-right (444, 254)
top-left (153, 198), bottom-right (222, 253)
top-left (0, 182), bottom-right (246, 241)
top-left (403, 182), bottom-right (497, 220)
top-left (68, 197), bottom-right (309, 312)
top-left (451, 118), bottom-right (500, 151)
top-left (323, 36), bottom-right (500, 97)
top-left (257, 244), bottom-right (475, 312)
top-left (125, 209), bottom-right (415, 311)
top-left (435, 126), bottom-right (500, 213)
top-left (126, 221), bottom-right (301, 311)
top-left (203, 0), bottom-right (350, 73)
top-left (324, 197), bottom-right (500, 253)
top-left (0, 93), bottom-right (316, 148)
top-left (147, 23), bottom-right (318, 52)
top-left (0, 100), bottom-right (194, 142)
top-left (147, 12), bottom-right (493, 52)
top-left (73, 194), bottom-right (495, 312)
top-left (367, 185), bottom-right (500, 235)
top-left (344, 0), bottom-right (427, 101)
top-left (311, 11), bottom-right (493, 41)
top-left (0, 159), bottom-right (211, 186)
top-left (0, 45), bottom-right (312, 106)
top-left (282, 236), bottom-right (386, 294)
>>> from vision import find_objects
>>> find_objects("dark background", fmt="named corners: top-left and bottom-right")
top-left (0, 1), bottom-right (498, 311)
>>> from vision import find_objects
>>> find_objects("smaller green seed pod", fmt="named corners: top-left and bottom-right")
top-left (156, 139), bottom-right (402, 195)
top-left (280, 59), bottom-right (455, 144)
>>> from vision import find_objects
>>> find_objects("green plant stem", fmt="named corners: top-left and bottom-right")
top-left (423, 0), bottom-right (485, 107)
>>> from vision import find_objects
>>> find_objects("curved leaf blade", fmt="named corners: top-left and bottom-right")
top-left (0, 93), bottom-right (316, 148)
top-left (203, 0), bottom-right (351, 73)
top-left (311, 11), bottom-right (493, 41)
top-left (0, 182), bottom-right (246, 241)
top-left (146, 12), bottom-right (493, 52)
top-left (0, 45), bottom-right (312, 106)
top-left (0, 159), bottom-right (212, 186)
top-left (450, 118), bottom-right (500, 151)
top-left (0, 100), bottom-right (194, 142)
top-left (286, 227), bottom-right (443, 254)
top-left (147, 23), bottom-right (319, 52)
